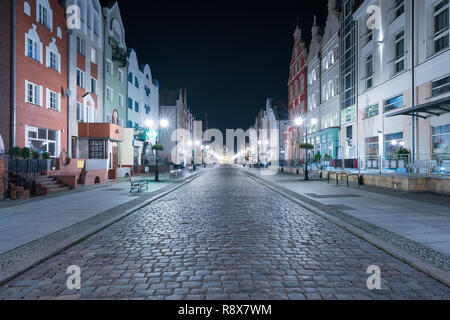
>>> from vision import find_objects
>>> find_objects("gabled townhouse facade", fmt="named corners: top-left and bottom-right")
top-left (102, 1), bottom-right (127, 127)
top-left (62, 0), bottom-right (103, 159)
top-left (286, 25), bottom-right (308, 163)
top-left (353, 0), bottom-right (450, 168)
top-left (307, 0), bottom-right (342, 159)
top-left (14, 0), bottom-right (68, 158)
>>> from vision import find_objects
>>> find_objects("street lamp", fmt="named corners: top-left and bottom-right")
top-left (295, 116), bottom-right (317, 181)
top-left (147, 117), bottom-right (169, 182)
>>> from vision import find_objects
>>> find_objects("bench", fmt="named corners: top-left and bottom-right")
top-left (170, 169), bottom-right (185, 179)
top-left (328, 172), bottom-right (361, 188)
top-left (129, 177), bottom-right (149, 193)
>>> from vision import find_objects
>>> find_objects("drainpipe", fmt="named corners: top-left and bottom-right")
top-left (411, 0), bottom-right (416, 159)
top-left (67, 28), bottom-right (72, 158)
top-left (11, 0), bottom-right (16, 148)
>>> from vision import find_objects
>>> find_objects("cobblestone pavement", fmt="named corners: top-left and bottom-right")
top-left (0, 165), bottom-right (449, 300)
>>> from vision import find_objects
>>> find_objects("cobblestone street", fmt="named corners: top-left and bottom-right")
top-left (0, 165), bottom-right (449, 300)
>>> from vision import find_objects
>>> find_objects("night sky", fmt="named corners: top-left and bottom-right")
top-left (102, 0), bottom-right (329, 133)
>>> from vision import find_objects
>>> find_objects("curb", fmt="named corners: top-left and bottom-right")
top-left (0, 171), bottom-right (206, 286)
top-left (245, 171), bottom-right (450, 288)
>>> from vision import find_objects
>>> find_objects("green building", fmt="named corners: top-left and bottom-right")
top-left (102, 2), bottom-right (127, 126)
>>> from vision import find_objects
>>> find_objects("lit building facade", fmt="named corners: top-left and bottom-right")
top-left (63, 0), bottom-right (103, 159)
top-left (14, 0), bottom-right (68, 158)
top-left (286, 24), bottom-right (308, 163)
top-left (307, 1), bottom-right (341, 159)
top-left (354, 0), bottom-right (450, 166)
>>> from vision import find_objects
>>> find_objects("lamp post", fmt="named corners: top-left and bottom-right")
top-left (146, 118), bottom-right (168, 182)
top-left (295, 116), bottom-right (317, 181)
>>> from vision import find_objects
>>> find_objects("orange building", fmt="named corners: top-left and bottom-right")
top-left (14, 0), bottom-right (68, 158)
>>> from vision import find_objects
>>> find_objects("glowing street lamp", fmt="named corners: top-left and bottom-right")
top-left (160, 118), bottom-right (169, 128)
top-left (295, 116), bottom-right (317, 181)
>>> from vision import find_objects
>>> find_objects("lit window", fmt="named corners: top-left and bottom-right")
top-left (394, 30), bottom-right (405, 74)
top-left (434, 0), bottom-right (449, 53)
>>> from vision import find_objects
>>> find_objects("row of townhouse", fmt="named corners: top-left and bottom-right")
top-left (285, 0), bottom-right (450, 170)
top-left (0, 0), bottom-right (165, 174)
top-left (248, 98), bottom-right (289, 165)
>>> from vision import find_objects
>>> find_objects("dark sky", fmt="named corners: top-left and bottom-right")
top-left (103, 0), bottom-right (329, 132)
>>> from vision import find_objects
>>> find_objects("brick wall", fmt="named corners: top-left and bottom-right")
top-left (0, 0), bottom-right (11, 153)
top-left (0, 157), bottom-right (8, 200)
top-left (15, 0), bottom-right (68, 154)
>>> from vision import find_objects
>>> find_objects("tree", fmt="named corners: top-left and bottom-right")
top-left (299, 143), bottom-right (314, 150)
top-left (9, 147), bottom-right (21, 159)
top-left (20, 147), bottom-right (31, 159)
top-left (151, 144), bottom-right (164, 151)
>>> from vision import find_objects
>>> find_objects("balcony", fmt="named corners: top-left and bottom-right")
top-left (112, 46), bottom-right (127, 67)
top-left (78, 123), bottom-right (123, 142)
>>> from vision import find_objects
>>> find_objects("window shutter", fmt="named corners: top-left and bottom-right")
top-left (46, 88), bottom-right (50, 109)
top-left (57, 92), bottom-right (61, 111)
top-left (24, 36), bottom-right (28, 56)
top-left (39, 86), bottom-right (43, 106)
top-left (25, 81), bottom-right (29, 103)
top-left (39, 42), bottom-right (43, 64)
top-left (57, 52), bottom-right (61, 73)
top-left (45, 46), bottom-right (50, 68)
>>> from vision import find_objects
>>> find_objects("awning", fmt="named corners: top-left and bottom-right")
top-left (386, 96), bottom-right (450, 119)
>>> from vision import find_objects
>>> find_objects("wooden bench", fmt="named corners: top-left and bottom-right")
top-left (129, 177), bottom-right (149, 193)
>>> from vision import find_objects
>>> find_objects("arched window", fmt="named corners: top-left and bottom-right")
top-left (112, 110), bottom-right (119, 125)
top-left (25, 24), bottom-right (43, 63)
top-left (46, 38), bottom-right (61, 72)
top-left (36, 0), bottom-right (53, 31)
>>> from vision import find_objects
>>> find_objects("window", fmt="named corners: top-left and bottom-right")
top-left (90, 48), bottom-right (97, 64)
top-left (76, 36), bottom-right (85, 55)
top-left (135, 102), bottom-right (139, 112)
top-left (384, 95), bottom-right (404, 112)
top-left (106, 59), bottom-right (113, 75)
top-left (26, 36), bottom-right (40, 61)
top-left (27, 126), bottom-right (58, 157)
top-left (46, 89), bottom-right (60, 111)
top-left (25, 81), bottom-right (41, 106)
top-left (434, 0), bottom-right (449, 53)
top-left (128, 121), bottom-right (133, 128)
top-left (76, 102), bottom-right (82, 122)
top-left (91, 78), bottom-right (97, 94)
top-left (118, 94), bottom-right (124, 107)
top-left (135, 77), bottom-right (139, 88)
top-left (38, 4), bottom-right (50, 29)
top-left (49, 50), bottom-right (58, 71)
top-left (365, 137), bottom-right (379, 156)
top-left (128, 98), bottom-right (133, 109)
top-left (365, 104), bottom-right (379, 118)
top-left (300, 76), bottom-right (304, 95)
top-left (106, 87), bottom-right (113, 102)
top-left (128, 72), bottom-right (133, 83)
top-left (432, 75), bottom-right (450, 96)
top-left (89, 140), bottom-right (105, 159)
top-left (367, 27), bottom-right (373, 43)
top-left (118, 69), bottom-right (124, 82)
top-left (76, 69), bottom-right (84, 88)
top-left (394, 30), bottom-right (405, 74)
top-left (432, 124), bottom-right (450, 155)
top-left (394, 0), bottom-right (405, 20)
top-left (366, 54), bottom-right (373, 89)
top-left (384, 132), bottom-right (404, 157)
top-left (145, 105), bottom-right (151, 115)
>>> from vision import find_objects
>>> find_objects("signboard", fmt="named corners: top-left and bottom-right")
top-left (77, 160), bottom-right (85, 169)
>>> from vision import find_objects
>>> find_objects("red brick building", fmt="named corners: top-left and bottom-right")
top-left (0, 0), bottom-right (12, 154)
top-left (286, 25), bottom-right (308, 162)
top-left (14, 0), bottom-right (68, 158)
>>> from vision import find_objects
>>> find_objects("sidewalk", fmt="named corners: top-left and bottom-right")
top-left (0, 169), bottom-right (203, 256)
top-left (245, 167), bottom-right (450, 271)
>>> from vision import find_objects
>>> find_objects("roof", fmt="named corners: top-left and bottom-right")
top-left (386, 96), bottom-right (450, 119)
top-left (272, 101), bottom-right (289, 121)
top-left (159, 89), bottom-right (179, 106)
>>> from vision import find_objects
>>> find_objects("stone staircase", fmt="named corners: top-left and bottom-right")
top-left (37, 176), bottom-right (71, 195)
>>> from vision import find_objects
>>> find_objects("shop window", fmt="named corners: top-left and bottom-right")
top-left (89, 140), bottom-right (105, 159)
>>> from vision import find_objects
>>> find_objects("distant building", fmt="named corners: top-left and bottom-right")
top-left (159, 89), bottom-right (195, 166)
